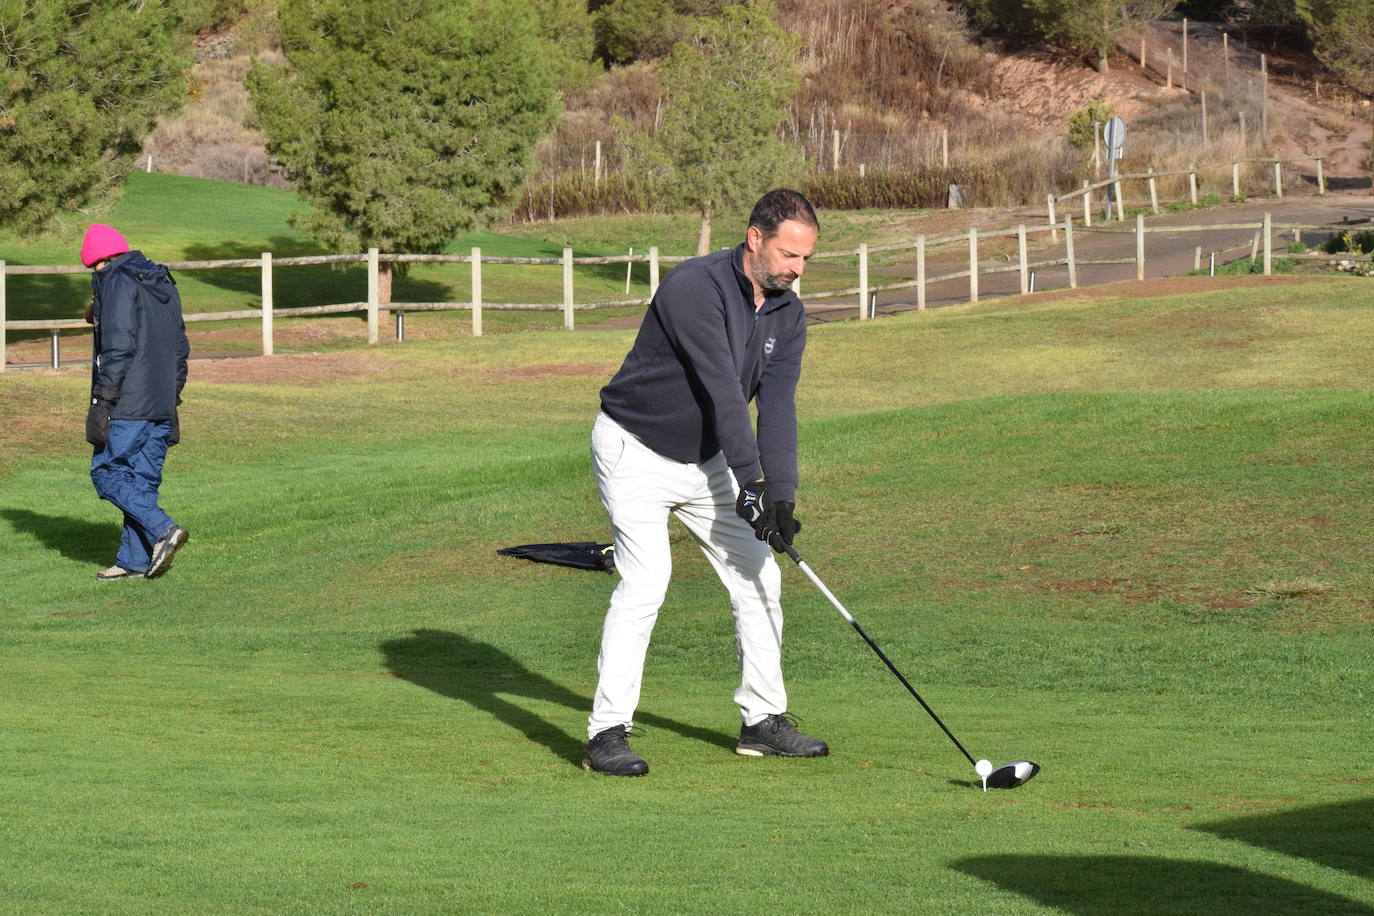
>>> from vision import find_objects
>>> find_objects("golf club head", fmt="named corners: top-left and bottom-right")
top-left (980, 760), bottom-right (1040, 791)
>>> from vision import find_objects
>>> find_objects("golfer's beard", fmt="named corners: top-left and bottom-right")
top-left (753, 264), bottom-right (795, 292)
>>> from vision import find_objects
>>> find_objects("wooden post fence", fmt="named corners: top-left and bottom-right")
top-left (471, 248), bottom-right (483, 337)
top-left (857, 242), bottom-right (869, 320)
top-left (1018, 225), bottom-right (1029, 295)
top-left (968, 227), bottom-right (979, 304)
top-left (1047, 194), bottom-right (1058, 241)
top-left (1232, 159), bottom-right (1241, 198)
top-left (1064, 215), bottom-right (1077, 289)
top-left (562, 247), bottom-right (574, 330)
top-left (366, 248), bottom-right (379, 344)
top-left (1148, 168), bottom-right (1159, 214)
top-left (260, 252), bottom-right (273, 356)
top-left (1263, 212), bottom-right (1272, 275)
top-left (0, 260), bottom-right (6, 373)
top-left (649, 246), bottom-right (660, 297)
top-left (915, 235), bottom-right (926, 311)
top-left (1189, 165), bottom-right (1198, 205)
top-left (1136, 214), bottom-right (1146, 281)
top-left (1273, 160), bottom-right (1283, 198)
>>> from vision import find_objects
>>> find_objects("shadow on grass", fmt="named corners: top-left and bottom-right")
top-left (2, 273), bottom-right (90, 332)
top-left (951, 854), bottom-right (1374, 914)
top-left (378, 628), bottom-right (735, 768)
top-left (182, 238), bottom-right (456, 307)
top-left (2, 509), bottom-right (119, 565)
top-left (1192, 797), bottom-right (1374, 882)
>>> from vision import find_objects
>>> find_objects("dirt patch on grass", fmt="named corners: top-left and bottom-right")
top-left (188, 351), bottom-right (395, 386)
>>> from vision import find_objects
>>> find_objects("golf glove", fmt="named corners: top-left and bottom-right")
top-left (85, 397), bottom-right (113, 447)
top-left (736, 479), bottom-right (777, 543)
top-left (769, 500), bottom-right (800, 552)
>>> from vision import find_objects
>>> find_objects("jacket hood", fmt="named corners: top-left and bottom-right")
top-left (95, 251), bottom-right (175, 303)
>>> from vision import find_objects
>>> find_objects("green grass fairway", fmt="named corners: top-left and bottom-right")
top-left (3, 277), bottom-right (1373, 912)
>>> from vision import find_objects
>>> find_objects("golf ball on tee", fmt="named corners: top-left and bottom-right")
top-left (974, 759), bottom-right (993, 778)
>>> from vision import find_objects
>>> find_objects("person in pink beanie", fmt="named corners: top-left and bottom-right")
top-left (83, 224), bottom-right (191, 580)
top-left (80, 224), bottom-right (130, 268)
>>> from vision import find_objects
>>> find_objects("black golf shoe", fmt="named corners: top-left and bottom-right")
top-left (736, 713), bottom-right (828, 758)
top-left (584, 725), bottom-right (648, 776)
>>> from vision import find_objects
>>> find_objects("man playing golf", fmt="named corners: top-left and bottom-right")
top-left (82, 223), bottom-right (190, 580)
top-left (585, 189), bottom-right (824, 776)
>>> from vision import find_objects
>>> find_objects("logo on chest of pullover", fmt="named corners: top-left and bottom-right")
top-left (763, 337), bottom-right (776, 355)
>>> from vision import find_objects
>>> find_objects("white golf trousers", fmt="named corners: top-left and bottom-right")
top-left (588, 412), bottom-right (787, 739)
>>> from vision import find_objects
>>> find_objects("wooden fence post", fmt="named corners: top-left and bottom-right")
top-left (1018, 225), bottom-right (1029, 295)
top-left (0, 260), bottom-right (6, 373)
top-left (1083, 181), bottom-right (1092, 226)
top-left (260, 252), bottom-right (273, 357)
top-left (1136, 213), bottom-right (1146, 281)
top-left (1273, 160), bottom-right (1283, 198)
top-left (1047, 195), bottom-right (1058, 241)
top-left (1316, 157), bottom-right (1326, 195)
top-left (941, 127), bottom-right (949, 168)
top-left (471, 247), bottom-right (482, 338)
top-left (1263, 212), bottom-right (1272, 275)
top-left (366, 248), bottom-right (379, 344)
top-left (649, 246), bottom-right (660, 297)
top-left (857, 242), bottom-right (869, 320)
top-left (562, 247), bottom-right (574, 330)
top-left (1148, 168), bottom-right (1159, 213)
top-left (1194, 246), bottom-right (1203, 271)
top-left (915, 235), bottom-right (926, 311)
top-left (1064, 215), bottom-right (1077, 289)
top-left (1201, 91), bottom-right (1208, 146)
top-left (1232, 159), bottom-right (1241, 198)
top-left (1188, 165), bottom-right (1198, 205)
top-left (968, 227), bottom-right (979, 304)
top-left (832, 128), bottom-right (840, 172)
top-left (594, 140), bottom-right (602, 185)
top-left (1115, 178), bottom-right (1125, 221)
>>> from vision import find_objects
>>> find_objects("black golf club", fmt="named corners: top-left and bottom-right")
top-left (781, 543), bottom-right (1039, 791)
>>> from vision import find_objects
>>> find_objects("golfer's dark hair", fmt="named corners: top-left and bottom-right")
top-left (748, 189), bottom-right (818, 239)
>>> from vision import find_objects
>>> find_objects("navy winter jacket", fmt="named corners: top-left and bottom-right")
top-left (599, 244), bottom-right (806, 501)
top-left (89, 251), bottom-right (190, 420)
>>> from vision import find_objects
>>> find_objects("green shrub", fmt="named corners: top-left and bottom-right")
top-left (1067, 98), bottom-right (1116, 150)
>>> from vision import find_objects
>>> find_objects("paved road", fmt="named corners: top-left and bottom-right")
top-left (806, 192), bottom-right (1374, 324)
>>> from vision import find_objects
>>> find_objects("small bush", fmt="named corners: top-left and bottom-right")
top-left (1321, 230), bottom-right (1374, 255)
top-left (1067, 98), bottom-right (1116, 150)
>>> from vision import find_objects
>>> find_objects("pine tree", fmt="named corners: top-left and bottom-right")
top-left (624, 0), bottom-right (802, 254)
top-left (0, 0), bottom-right (188, 234)
top-left (247, 0), bottom-right (561, 296)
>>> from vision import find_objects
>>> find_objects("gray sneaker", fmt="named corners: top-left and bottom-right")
top-left (736, 714), bottom-right (828, 757)
top-left (584, 725), bottom-right (649, 776)
top-left (146, 525), bottom-right (188, 579)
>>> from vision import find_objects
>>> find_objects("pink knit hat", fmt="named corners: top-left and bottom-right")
top-left (80, 224), bottom-right (130, 268)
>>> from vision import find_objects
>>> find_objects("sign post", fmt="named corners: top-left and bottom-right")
top-left (1103, 117), bottom-right (1126, 220)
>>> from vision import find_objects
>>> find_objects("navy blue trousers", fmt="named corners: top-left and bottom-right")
top-left (91, 420), bottom-right (177, 573)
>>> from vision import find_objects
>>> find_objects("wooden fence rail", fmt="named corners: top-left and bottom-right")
top-left (4, 211), bottom-right (1371, 371)
top-left (1046, 154), bottom-right (1326, 235)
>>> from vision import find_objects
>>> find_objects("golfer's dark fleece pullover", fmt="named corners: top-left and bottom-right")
top-left (599, 244), bottom-right (807, 501)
